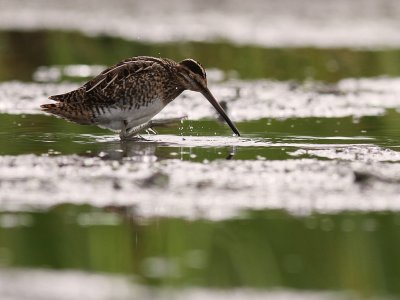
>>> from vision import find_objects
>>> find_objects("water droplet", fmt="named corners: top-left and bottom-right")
top-left (142, 257), bottom-right (181, 278)
top-left (320, 218), bottom-right (334, 231)
top-left (341, 219), bottom-right (355, 232)
top-left (185, 250), bottom-right (205, 269)
top-left (305, 217), bottom-right (318, 229)
top-left (362, 218), bottom-right (378, 232)
top-left (98, 151), bottom-right (107, 158)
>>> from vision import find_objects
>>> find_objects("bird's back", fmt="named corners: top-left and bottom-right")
top-left (41, 56), bottom-right (184, 127)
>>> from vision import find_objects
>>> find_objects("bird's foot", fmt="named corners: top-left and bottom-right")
top-left (145, 127), bottom-right (158, 135)
top-left (149, 115), bottom-right (188, 128)
top-left (120, 116), bottom-right (187, 140)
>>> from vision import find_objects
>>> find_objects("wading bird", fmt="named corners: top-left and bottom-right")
top-left (41, 56), bottom-right (240, 139)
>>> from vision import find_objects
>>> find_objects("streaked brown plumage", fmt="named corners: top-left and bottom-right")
top-left (41, 56), bottom-right (240, 139)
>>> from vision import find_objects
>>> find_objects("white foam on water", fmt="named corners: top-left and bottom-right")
top-left (290, 146), bottom-right (400, 162)
top-left (0, 268), bottom-right (359, 300)
top-left (1, 154), bottom-right (400, 220)
top-left (2, 77), bottom-right (400, 120)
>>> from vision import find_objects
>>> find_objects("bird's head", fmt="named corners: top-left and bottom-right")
top-left (177, 58), bottom-right (208, 92)
top-left (177, 59), bottom-right (240, 136)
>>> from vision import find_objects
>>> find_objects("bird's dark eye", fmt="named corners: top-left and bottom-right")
top-left (179, 59), bottom-right (206, 79)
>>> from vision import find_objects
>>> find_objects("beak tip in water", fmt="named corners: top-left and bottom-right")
top-left (201, 88), bottom-right (241, 137)
top-left (231, 128), bottom-right (241, 137)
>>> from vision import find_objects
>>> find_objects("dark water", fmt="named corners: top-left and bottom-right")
top-left (1, 30), bottom-right (400, 299)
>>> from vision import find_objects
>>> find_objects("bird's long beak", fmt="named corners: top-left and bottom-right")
top-left (200, 87), bottom-right (240, 136)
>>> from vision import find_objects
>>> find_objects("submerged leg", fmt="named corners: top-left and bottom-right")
top-left (122, 116), bottom-right (187, 140)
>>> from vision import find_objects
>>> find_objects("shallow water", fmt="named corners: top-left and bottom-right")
top-left (1, 25), bottom-right (400, 300)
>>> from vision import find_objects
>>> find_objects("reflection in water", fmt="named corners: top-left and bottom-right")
top-left (0, 206), bottom-right (399, 298)
top-left (91, 138), bottom-right (160, 161)
top-left (80, 135), bottom-right (237, 161)
top-left (1, 29), bottom-right (400, 300)
top-left (226, 145), bottom-right (237, 160)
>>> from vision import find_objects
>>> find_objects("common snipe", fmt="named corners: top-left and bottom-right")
top-left (41, 56), bottom-right (240, 139)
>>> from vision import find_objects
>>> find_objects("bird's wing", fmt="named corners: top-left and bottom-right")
top-left (49, 57), bottom-right (174, 104)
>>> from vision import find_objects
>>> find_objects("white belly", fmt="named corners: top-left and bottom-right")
top-left (96, 100), bottom-right (165, 131)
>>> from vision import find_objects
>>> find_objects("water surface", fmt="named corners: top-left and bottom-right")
top-left (1, 29), bottom-right (400, 300)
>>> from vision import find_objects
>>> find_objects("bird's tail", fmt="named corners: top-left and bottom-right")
top-left (41, 102), bottom-right (92, 125)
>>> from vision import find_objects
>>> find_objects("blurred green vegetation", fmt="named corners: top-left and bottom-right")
top-left (1, 29), bottom-right (400, 299)
top-left (1, 30), bottom-right (400, 82)
top-left (1, 205), bottom-right (400, 297)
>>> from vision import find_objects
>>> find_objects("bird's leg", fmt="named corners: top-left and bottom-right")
top-left (123, 116), bottom-right (187, 140)
top-left (119, 120), bottom-right (129, 140)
